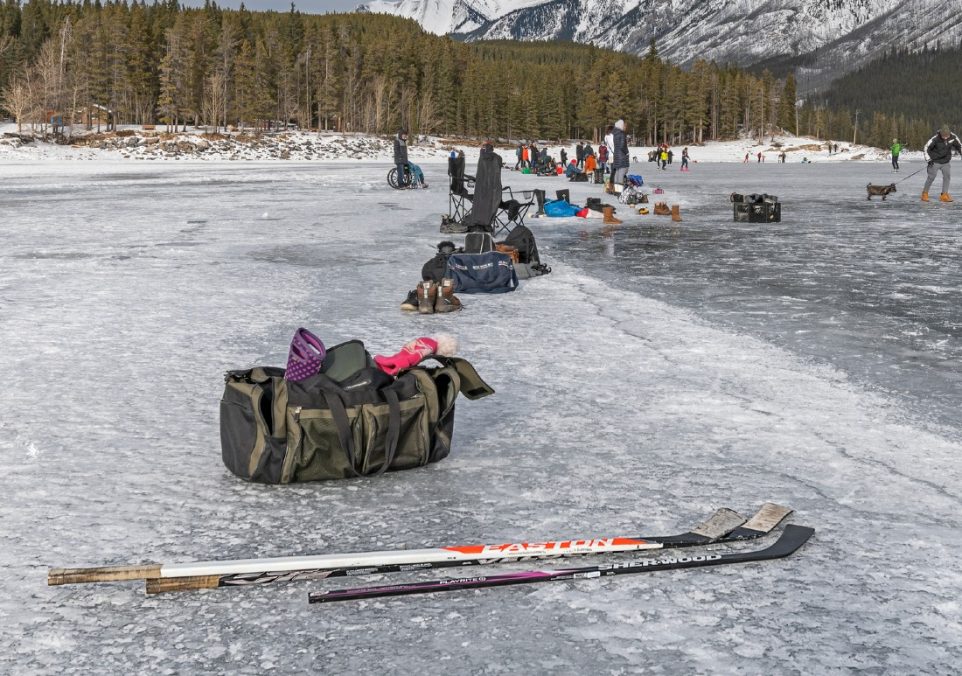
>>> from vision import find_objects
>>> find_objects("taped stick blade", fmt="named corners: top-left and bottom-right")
top-left (742, 503), bottom-right (793, 534)
top-left (690, 508), bottom-right (747, 539)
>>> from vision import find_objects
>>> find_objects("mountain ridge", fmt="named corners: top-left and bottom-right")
top-left (357, 0), bottom-right (962, 91)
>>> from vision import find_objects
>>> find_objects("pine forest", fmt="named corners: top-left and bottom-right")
top-left (0, 0), bottom-right (948, 149)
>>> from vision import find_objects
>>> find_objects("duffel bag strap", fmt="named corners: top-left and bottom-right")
top-left (365, 388), bottom-right (402, 476)
top-left (320, 390), bottom-right (362, 478)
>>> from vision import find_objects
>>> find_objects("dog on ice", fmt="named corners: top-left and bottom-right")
top-left (866, 183), bottom-right (897, 200)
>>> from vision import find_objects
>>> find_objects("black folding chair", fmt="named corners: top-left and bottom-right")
top-left (492, 187), bottom-right (534, 238)
top-left (446, 174), bottom-right (475, 225)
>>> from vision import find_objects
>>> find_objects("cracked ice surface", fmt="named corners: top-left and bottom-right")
top-left (1, 159), bottom-right (960, 674)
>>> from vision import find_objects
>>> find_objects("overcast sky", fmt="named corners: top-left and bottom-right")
top-left (182, 0), bottom-right (370, 13)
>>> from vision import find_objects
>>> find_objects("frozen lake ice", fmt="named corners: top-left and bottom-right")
top-left (1, 158), bottom-right (960, 674)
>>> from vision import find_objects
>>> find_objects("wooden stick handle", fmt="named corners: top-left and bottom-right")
top-left (47, 564), bottom-right (162, 586)
top-left (145, 575), bottom-right (221, 594)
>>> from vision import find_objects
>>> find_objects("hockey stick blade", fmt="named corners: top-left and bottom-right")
top-left (307, 525), bottom-right (815, 604)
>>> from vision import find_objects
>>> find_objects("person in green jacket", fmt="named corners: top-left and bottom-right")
top-left (891, 138), bottom-right (903, 171)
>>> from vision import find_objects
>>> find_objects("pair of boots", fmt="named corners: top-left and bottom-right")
top-left (921, 192), bottom-right (953, 202)
top-left (401, 279), bottom-right (461, 314)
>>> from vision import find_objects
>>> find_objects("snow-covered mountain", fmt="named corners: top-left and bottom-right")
top-left (357, 0), bottom-right (962, 89)
top-left (356, 0), bottom-right (552, 35)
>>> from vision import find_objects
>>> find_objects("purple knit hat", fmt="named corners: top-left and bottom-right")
top-left (285, 328), bottom-right (326, 381)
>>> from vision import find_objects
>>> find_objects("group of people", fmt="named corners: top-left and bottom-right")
top-left (515, 142), bottom-right (552, 173)
top-left (556, 121), bottom-right (631, 186)
top-left (647, 144), bottom-right (691, 171)
top-left (400, 120), bottom-right (962, 207)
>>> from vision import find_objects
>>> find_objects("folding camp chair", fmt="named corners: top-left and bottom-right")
top-left (449, 144), bottom-right (502, 234)
top-left (492, 187), bottom-right (534, 238)
top-left (446, 174), bottom-right (475, 225)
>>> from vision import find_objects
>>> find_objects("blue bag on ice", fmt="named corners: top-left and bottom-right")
top-left (627, 174), bottom-right (644, 187)
top-left (446, 252), bottom-right (519, 294)
top-left (543, 199), bottom-right (582, 217)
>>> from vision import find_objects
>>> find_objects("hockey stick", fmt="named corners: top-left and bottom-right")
top-left (308, 525), bottom-right (814, 604)
top-left (47, 504), bottom-right (790, 595)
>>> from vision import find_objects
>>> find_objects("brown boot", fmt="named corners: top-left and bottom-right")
top-left (417, 281), bottom-right (437, 314)
top-left (921, 192), bottom-right (929, 202)
top-left (435, 278), bottom-right (462, 313)
top-left (941, 192), bottom-right (953, 202)
top-left (602, 205), bottom-right (622, 225)
top-left (671, 205), bottom-right (682, 222)
top-left (640, 194), bottom-right (649, 204)
top-left (654, 202), bottom-right (670, 216)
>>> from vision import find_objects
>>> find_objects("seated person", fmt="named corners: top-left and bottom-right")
top-left (564, 159), bottom-right (582, 178)
top-left (407, 162), bottom-right (427, 188)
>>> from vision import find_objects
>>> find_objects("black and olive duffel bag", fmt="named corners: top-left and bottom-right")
top-left (219, 340), bottom-right (493, 483)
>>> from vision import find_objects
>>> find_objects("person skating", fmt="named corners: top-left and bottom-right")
top-left (890, 138), bottom-right (903, 171)
top-left (560, 147), bottom-right (568, 166)
top-left (394, 129), bottom-right (409, 187)
top-left (576, 142), bottom-right (585, 169)
top-left (680, 147), bottom-right (690, 172)
top-left (515, 143), bottom-right (523, 170)
top-left (659, 146), bottom-right (668, 170)
top-left (921, 124), bottom-right (962, 202)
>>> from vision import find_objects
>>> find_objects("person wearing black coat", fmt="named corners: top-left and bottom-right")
top-left (576, 142), bottom-right (584, 169)
top-left (394, 129), bottom-right (409, 187)
top-left (610, 119), bottom-right (630, 187)
top-left (921, 125), bottom-right (962, 202)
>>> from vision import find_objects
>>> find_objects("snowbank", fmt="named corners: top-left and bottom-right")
top-left (0, 124), bottom-right (914, 164)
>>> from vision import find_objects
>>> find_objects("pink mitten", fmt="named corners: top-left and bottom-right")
top-left (374, 335), bottom-right (458, 376)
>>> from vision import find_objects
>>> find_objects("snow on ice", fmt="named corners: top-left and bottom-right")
top-left (0, 140), bottom-right (960, 673)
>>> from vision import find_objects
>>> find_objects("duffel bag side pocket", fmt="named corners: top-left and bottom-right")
top-left (428, 366), bottom-right (460, 463)
top-left (284, 406), bottom-right (363, 482)
top-left (220, 378), bottom-right (286, 484)
top-left (358, 395), bottom-right (430, 475)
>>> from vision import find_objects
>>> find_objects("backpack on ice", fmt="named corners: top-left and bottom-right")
top-left (446, 252), bottom-right (519, 294)
top-left (220, 340), bottom-right (493, 483)
top-left (501, 225), bottom-right (551, 279)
